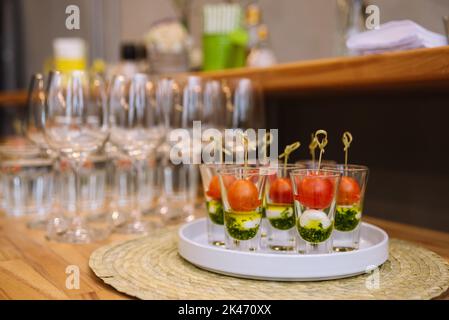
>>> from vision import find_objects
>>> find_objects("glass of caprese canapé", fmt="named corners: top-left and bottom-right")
top-left (291, 169), bottom-right (340, 254)
top-left (264, 164), bottom-right (305, 252)
top-left (295, 159), bottom-right (336, 170)
top-left (322, 164), bottom-right (369, 252)
top-left (199, 164), bottom-right (236, 246)
top-left (218, 166), bottom-right (268, 251)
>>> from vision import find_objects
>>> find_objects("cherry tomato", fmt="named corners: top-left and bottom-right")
top-left (295, 176), bottom-right (334, 209)
top-left (206, 175), bottom-right (235, 200)
top-left (337, 176), bottom-right (361, 205)
top-left (227, 179), bottom-right (261, 211)
top-left (269, 177), bottom-right (293, 204)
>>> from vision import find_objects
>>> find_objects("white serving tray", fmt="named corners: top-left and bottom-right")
top-left (178, 218), bottom-right (389, 281)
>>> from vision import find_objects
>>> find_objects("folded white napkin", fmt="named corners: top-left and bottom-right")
top-left (347, 20), bottom-right (447, 55)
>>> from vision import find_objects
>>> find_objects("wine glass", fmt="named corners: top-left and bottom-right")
top-left (22, 73), bottom-right (65, 231)
top-left (203, 79), bottom-right (228, 133)
top-left (44, 70), bottom-right (109, 243)
top-left (25, 74), bottom-right (48, 151)
top-left (156, 78), bottom-right (183, 132)
top-left (181, 76), bottom-right (202, 129)
top-left (156, 76), bottom-right (201, 223)
top-left (109, 73), bottom-right (163, 234)
top-left (223, 78), bottom-right (265, 162)
top-left (229, 78), bottom-right (264, 130)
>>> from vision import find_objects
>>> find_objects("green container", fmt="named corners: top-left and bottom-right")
top-left (202, 33), bottom-right (247, 71)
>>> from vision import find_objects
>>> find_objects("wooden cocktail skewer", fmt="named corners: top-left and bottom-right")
top-left (342, 131), bottom-right (353, 175)
top-left (309, 133), bottom-right (318, 165)
top-left (279, 142), bottom-right (301, 176)
top-left (314, 129), bottom-right (328, 171)
top-left (342, 131), bottom-right (353, 168)
top-left (240, 132), bottom-right (249, 169)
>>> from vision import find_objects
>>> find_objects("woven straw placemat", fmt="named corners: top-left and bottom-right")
top-left (89, 229), bottom-right (449, 300)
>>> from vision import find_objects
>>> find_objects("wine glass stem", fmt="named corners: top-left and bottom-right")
top-left (72, 159), bottom-right (85, 229)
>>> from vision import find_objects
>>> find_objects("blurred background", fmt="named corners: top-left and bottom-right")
top-left (1, 0), bottom-right (449, 90)
top-left (1, 0), bottom-right (449, 233)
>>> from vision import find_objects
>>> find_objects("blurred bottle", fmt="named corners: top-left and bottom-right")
top-left (335, 0), bottom-right (366, 56)
top-left (53, 38), bottom-right (87, 72)
top-left (144, 19), bottom-right (191, 74)
top-left (136, 43), bottom-right (150, 73)
top-left (247, 24), bottom-right (277, 68)
top-left (90, 59), bottom-right (106, 79)
top-left (116, 43), bottom-right (140, 79)
top-left (245, 3), bottom-right (262, 50)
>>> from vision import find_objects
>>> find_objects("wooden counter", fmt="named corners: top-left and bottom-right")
top-left (2, 46), bottom-right (449, 109)
top-left (0, 215), bottom-right (448, 300)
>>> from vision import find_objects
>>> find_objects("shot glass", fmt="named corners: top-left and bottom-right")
top-left (219, 167), bottom-right (267, 251)
top-left (295, 159), bottom-right (336, 169)
top-left (291, 169), bottom-right (340, 254)
top-left (323, 164), bottom-right (369, 251)
top-left (199, 164), bottom-right (229, 246)
top-left (264, 164), bottom-right (305, 252)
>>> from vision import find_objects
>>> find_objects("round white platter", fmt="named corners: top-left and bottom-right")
top-left (178, 218), bottom-right (389, 281)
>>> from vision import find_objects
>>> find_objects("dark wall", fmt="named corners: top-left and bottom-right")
top-left (265, 88), bottom-right (449, 232)
top-left (0, 106), bottom-right (25, 137)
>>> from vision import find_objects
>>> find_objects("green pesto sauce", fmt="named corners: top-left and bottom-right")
top-left (206, 200), bottom-right (224, 225)
top-left (334, 205), bottom-right (361, 232)
top-left (297, 221), bottom-right (333, 243)
top-left (267, 204), bottom-right (295, 230)
top-left (224, 211), bottom-right (261, 241)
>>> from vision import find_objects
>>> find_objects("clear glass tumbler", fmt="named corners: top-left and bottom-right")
top-left (58, 156), bottom-right (110, 238)
top-left (323, 164), bottom-right (369, 251)
top-left (158, 162), bottom-right (198, 224)
top-left (109, 154), bottom-right (160, 229)
top-left (0, 156), bottom-right (54, 219)
top-left (219, 167), bottom-right (267, 252)
top-left (291, 169), bottom-right (340, 254)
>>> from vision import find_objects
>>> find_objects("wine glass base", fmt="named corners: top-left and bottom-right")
top-left (113, 220), bottom-right (153, 235)
top-left (162, 214), bottom-right (195, 226)
top-left (52, 227), bottom-right (109, 244)
top-left (45, 215), bottom-right (70, 240)
top-left (26, 217), bottom-right (48, 230)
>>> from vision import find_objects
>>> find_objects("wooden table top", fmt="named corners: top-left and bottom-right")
top-left (0, 214), bottom-right (448, 300)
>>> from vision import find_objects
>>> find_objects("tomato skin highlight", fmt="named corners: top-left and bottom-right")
top-left (296, 176), bottom-right (335, 209)
top-left (206, 175), bottom-right (235, 200)
top-left (227, 179), bottom-right (261, 212)
top-left (337, 176), bottom-right (361, 205)
top-left (269, 177), bottom-right (293, 204)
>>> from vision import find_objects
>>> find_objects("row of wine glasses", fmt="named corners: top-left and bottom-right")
top-left (0, 70), bottom-right (264, 244)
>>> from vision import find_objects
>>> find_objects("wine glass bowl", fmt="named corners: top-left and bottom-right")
top-left (109, 74), bottom-right (163, 159)
top-left (45, 71), bottom-right (109, 159)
